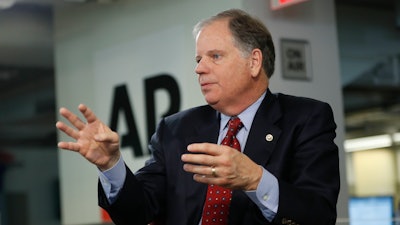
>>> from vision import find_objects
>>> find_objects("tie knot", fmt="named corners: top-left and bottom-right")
top-left (227, 117), bottom-right (243, 136)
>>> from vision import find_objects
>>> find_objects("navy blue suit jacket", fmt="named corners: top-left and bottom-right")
top-left (99, 89), bottom-right (340, 225)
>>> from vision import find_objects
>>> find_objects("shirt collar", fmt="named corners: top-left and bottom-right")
top-left (220, 91), bottom-right (266, 132)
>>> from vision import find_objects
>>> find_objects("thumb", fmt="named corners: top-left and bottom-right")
top-left (95, 132), bottom-right (119, 143)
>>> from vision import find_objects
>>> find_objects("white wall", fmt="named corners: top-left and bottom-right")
top-left (54, 0), bottom-right (348, 224)
top-left (55, 1), bottom-right (242, 224)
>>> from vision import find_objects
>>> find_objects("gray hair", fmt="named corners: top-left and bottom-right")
top-left (193, 9), bottom-right (275, 78)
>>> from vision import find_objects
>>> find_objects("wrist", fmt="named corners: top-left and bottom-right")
top-left (99, 152), bottom-right (121, 171)
top-left (246, 165), bottom-right (263, 191)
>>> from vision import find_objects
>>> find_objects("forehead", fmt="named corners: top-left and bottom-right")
top-left (195, 19), bottom-right (234, 50)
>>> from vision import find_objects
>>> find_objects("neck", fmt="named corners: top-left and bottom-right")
top-left (216, 85), bottom-right (267, 116)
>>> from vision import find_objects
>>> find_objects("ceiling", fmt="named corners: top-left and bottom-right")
top-left (0, 0), bottom-right (399, 147)
top-left (336, 0), bottom-right (395, 8)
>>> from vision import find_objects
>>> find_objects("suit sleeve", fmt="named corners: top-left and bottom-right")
top-left (98, 119), bottom-right (168, 225)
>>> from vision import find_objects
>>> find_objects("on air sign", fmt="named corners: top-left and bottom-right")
top-left (270, 0), bottom-right (309, 10)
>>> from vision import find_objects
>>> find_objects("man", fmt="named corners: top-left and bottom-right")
top-left (56, 9), bottom-right (340, 225)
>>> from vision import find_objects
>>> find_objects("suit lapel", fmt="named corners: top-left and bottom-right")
top-left (229, 90), bottom-right (282, 225)
top-left (243, 90), bottom-right (282, 166)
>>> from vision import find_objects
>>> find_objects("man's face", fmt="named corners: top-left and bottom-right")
top-left (195, 19), bottom-right (254, 115)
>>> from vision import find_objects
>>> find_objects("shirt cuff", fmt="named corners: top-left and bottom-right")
top-left (245, 167), bottom-right (279, 221)
top-left (98, 155), bottom-right (126, 203)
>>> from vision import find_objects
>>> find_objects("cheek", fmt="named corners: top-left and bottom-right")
top-left (223, 71), bottom-right (251, 94)
top-left (221, 65), bottom-right (246, 84)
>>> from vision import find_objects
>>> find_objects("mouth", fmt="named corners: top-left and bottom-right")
top-left (200, 82), bottom-right (211, 87)
top-left (199, 76), bottom-right (215, 89)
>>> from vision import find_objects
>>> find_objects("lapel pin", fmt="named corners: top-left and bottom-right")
top-left (265, 134), bottom-right (273, 142)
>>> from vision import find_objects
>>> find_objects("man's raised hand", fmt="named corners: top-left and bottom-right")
top-left (56, 104), bottom-right (120, 171)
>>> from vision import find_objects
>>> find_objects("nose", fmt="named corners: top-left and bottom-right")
top-left (195, 58), bottom-right (209, 75)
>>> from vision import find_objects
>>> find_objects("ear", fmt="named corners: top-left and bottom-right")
top-left (249, 48), bottom-right (263, 78)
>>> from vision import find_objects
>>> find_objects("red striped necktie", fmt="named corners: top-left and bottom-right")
top-left (201, 117), bottom-right (243, 225)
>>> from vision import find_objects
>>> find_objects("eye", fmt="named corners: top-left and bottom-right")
top-left (212, 54), bottom-right (221, 60)
top-left (195, 56), bottom-right (201, 64)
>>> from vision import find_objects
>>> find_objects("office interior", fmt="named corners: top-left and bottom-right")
top-left (0, 0), bottom-right (399, 224)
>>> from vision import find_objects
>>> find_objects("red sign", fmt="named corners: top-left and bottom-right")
top-left (270, 0), bottom-right (309, 10)
top-left (101, 208), bottom-right (112, 222)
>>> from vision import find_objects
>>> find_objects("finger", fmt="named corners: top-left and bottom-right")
top-left (78, 104), bottom-right (98, 124)
top-left (187, 143), bottom-right (221, 156)
top-left (56, 121), bottom-right (80, 140)
top-left (58, 141), bottom-right (80, 152)
top-left (192, 173), bottom-right (228, 187)
top-left (183, 163), bottom-right (215, 176)
top-left (181, 153), bottom-right (215, 166)
top-left (59, 107), bottom-right (86, 130)
top-left (193, 173), bottom-right (218, 182)
top-left (95, 132), bottom-right (119, 143)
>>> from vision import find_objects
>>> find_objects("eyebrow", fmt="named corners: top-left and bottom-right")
top-left (195, 49), bottom-right (225, 60)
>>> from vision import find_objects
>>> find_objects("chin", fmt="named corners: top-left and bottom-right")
top-left (204, 98), bottom-right (218, 106)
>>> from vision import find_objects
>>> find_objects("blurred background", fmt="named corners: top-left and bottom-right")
top-left (0, 0), bottom-right (399, 224)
